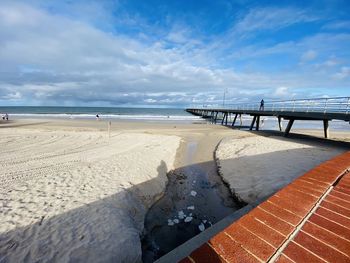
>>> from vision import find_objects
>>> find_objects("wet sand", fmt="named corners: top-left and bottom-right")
top-left (142, 132), bottom-right (241, 262)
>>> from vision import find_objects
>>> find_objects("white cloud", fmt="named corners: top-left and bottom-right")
top-left (0, 2), bottom-right (349, 106)
top-left (315, 57), bottom-right (340, 69)
top-left (234, 7), bottom-right (318, 34)
top-left (322, 58), bottom-right (339, 67)
top-left (0, 90), bottom-right (22, 100)
top-left (271, 86), bottom-right (298, 99)
top-left (323, 20), bottom-right (350, 30)
top-left (333, 67), bottom-right (350, 80)
top-left (301, 50), bottom-right (317, 62)
top-left (274, 87), bottom-right (288, 96)
top-left (0, 2), bottom-right (272, 105)
top-left (232, 33), bottom-right (350, 60)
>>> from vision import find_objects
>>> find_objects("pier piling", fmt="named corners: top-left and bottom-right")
top-left (284, 119), bottom-right (295, 137)
top-left (232, 114), bottom-right (238, 127)
top-left (323, 120), bottom-right (329, 138)
top-left (278, 116), bottom-right (283, 131)
top-left (250, 116), bottom-right (257, 130)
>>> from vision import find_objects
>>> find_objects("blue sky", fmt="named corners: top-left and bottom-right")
top-left (0, 0), bottom-right (349, 107)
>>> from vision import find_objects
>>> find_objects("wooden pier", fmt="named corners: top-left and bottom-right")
top-left (186, 97), bottom-right (350, 138)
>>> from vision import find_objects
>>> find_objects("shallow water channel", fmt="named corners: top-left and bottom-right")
top-left (142, 140), bottom-right (241, 262)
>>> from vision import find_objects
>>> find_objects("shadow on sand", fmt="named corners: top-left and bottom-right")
top-left (0, 121), bottom-right (50, 129)
top-left (246, 129), bottom-right (350, 149)
top-left (0, 161), bottom-right (168, 263)
top-left (1, 140), bottom-right (349, 263)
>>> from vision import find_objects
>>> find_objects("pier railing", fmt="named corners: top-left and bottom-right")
top-left (193, 97), bottom-right (350, 114)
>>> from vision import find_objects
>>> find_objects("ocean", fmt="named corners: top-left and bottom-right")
top-left (0, 106), bottom-right (200, 122)
top-left (0, 106), bottom-right (349, 131)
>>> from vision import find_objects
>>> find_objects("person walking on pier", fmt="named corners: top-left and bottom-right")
top-left (259, 99), bottom-right (265, 111)
top-left (259, 99), bottom-right (265, 110)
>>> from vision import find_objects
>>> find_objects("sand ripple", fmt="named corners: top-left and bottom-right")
top-left (0, 129), bottom-right (180, 262)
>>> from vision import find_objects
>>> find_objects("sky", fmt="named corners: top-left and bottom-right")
top-left (0, 0), bottom-right (349, 107)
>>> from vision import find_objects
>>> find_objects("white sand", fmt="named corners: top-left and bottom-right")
top-left (216, 135), bottom-right (346, 204)
top-left (0, 128), bottom-right (180, 262)
top-left (1, 119), bottom-right (349, 262)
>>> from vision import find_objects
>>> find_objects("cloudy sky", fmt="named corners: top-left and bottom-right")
top-left (0, 0), bottom-right (349, 107)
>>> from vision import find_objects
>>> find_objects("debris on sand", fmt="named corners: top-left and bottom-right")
top-left (167, 219), bottom-right (174, 226)
top-left (187, 205), bottom-right (195, 210)
top-left (184, 216), bottom-right (193, 223)
top-left (198, 223), bottom-right (205, 232)
top-left (178, 210), bottom-right (185, 219)
top-left (190, 190), bottom-right (197, 197)
top-left (173, 219), bottom-right (179, 224)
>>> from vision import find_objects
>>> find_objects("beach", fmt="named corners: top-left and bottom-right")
top-left (0, 119), bottom-right (181, 262)
top-left (216, 132), bottom-right (350, 204)
top-left (0, 118), bottom-right (349, 262)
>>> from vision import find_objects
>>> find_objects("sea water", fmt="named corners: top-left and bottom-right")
top-left (0, 106), bottom-right (349, 131)
top-left (0, 106), bottom-right (201, 122)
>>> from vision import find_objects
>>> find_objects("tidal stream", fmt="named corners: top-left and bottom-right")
top-left (142, 139), bottom-right (241, 262)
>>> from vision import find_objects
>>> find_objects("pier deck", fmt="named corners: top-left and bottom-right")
top-left (186, 97), bottom-right (350, 138)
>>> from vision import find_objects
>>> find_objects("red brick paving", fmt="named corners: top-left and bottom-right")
top-left (292, 231), bottom-right (349, 262)
top-left (178, 151), bottom-right (350, 262)
top-left (301, 221), bottom-right (350, 256)
top-left (237, 215), bottom-right (286, 248)
top-left (321, 200), bottom-right (350, 218)
top-left (225, 223), bottom-right (275, 261)
top-left (258, 201), bottom-right (302, 226)
top-left (209, 232), bottom-right (260, 263)
top-left (308, 214), bottom-right (350, 240)
top-left (188, 242), bottom-right (226, 263)
top-left (282, 242), bottom-right (325, 263)
top-left (274, 254), bottom-right (294, 263)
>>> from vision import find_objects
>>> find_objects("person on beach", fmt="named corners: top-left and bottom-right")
top-left (259, 99), bottom-right (265, 111)
top-left (5, 113), bottom-right (8, 121)
top-left (96, 114), bottom-right (100, 120)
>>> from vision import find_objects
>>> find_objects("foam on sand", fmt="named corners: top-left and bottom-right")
top-left (0, 129), bottom-right (180, 262)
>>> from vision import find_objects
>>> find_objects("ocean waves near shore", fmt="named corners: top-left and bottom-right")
top-left (1, 106), bottom-right (349, 130)
top-left (0, 106), bottom-right (202, 122)
top-left (8, 113), bottom-right (202, 121)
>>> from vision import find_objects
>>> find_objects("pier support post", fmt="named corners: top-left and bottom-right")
top-left (239, 114), bottom-right (242, 127)
top-left (256, 116), bottom-right (260, 131)
top-left (214, 112), bottom-right (218, 124)
top-left (250, 116), bottom-right (257, 130)
top-left (232, 114), bottom-right (238, 127)
top-left (221, 113), bottom-right (226, 125)
top-left (278, 116), bottom-right (283, 132)
top-left (323, 120), bottom-right (329, 138)
top-left (225, 113), bottom-right (228, 125)
top-left (284, 119), bottom-right (295, 137)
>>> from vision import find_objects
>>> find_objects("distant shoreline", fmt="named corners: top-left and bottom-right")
top-left (2, 116), bottom-right (350, 133)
